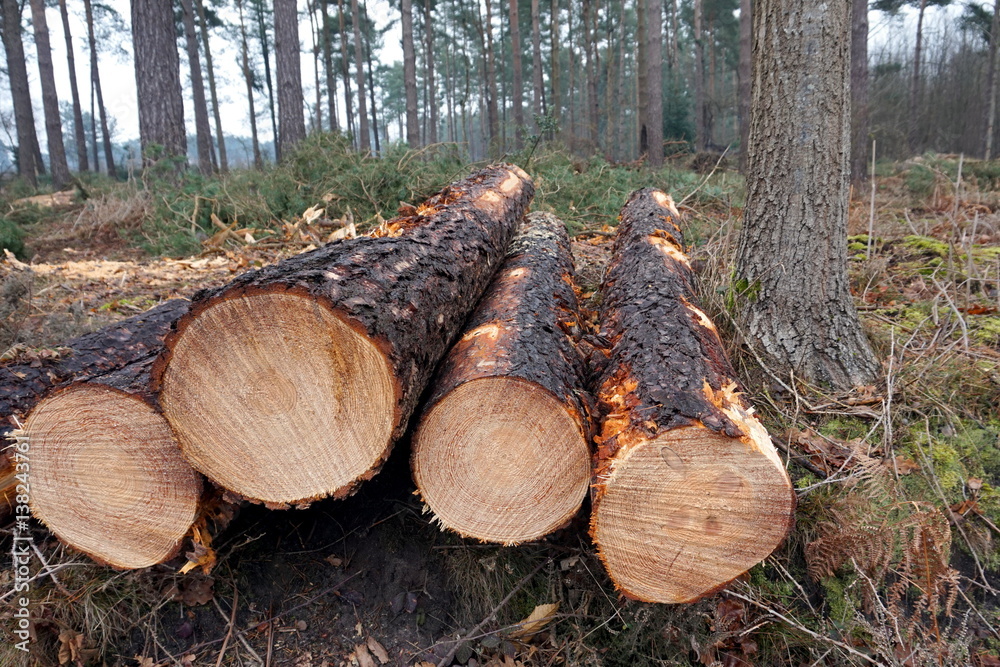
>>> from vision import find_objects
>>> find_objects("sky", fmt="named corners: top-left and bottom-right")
top-left (0, 1), bottom-right (975, 158)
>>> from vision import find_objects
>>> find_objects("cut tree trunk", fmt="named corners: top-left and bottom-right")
top-left (7, 300), bottom-right (201, 568)
top-left (153, 165), bottom-right (534, 508)
top-left (412, 212), bottom-right (592, 545)
top-left (589, 189), bottom-right (794, 604)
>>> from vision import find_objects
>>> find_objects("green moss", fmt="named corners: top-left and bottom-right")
top-left (902, 235), bottom-right (950, 257)
top-left (972, 317), bottom-right (1000, 346)
top-left (973, 246), bottom-right (1000, 261)
top-left (818, 417), bottom-right (869, 441)
top-left (820, 576), bottom-right (857, 626)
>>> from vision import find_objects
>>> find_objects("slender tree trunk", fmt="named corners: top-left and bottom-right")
top-left (582, 0), bottom-right (599, 148)
top-left (350, 0), bottom-right (370, 151)
top-left (567, 4), bottom-right (576, 147)
top-left (424, 0), bottom-right (437, 144)
top-left (738, 0), bottom-right (751, 171)
top-left (636, 0), bottom-right (649, 156)
top-left (195, 0), bottom-right (227, 171)
top-left (30, 0), bottom-right (71, 188)
top-left (550, 0), bottom-right (560, 134)
top-left (984, 0), bottom-right (1000, 159)
top-left (509, 0), bottom-right (525, 147)
top-left (531, 0), bottom-right (545, 120)
top-left (693, 0), bottom-right (706, 150)
top-left (180, 0), bottom-right (214, 174)
top-left (850, 0), bottom-right (868, 189)
top-left (646, 0), bottom-right (663, 166)
top-left (321, 0), bottom-right (338, 132)
top-left (308, 0), bottom-right (322, 131)
top-left (89, 78), bottom-right (98, 170)
top-left (909, 0), bottom-right (927, 153)
top-left (131, 0), bottom-right (187, 163)
top-left (401, 0), bottom-right (419, 146)
top-left (498, 13), bottom-right (507, 147)
top-left (736, 0), bottom-right (877, 388)
top-left (338, 0), bottom-right (355, 140)
top-left (445, 17), bottom-right (455, 142)
top-left (481, 0), bottom-right (500, 150)
top-left (253, 0), bottom-right (279, 161)
top-left (1, 0), bottom-right (40, 185)
top-left (274, 0), bottom-right (307, 157)
top-left (236, 0), bottom-right (264, 168)
top-left (363, 9), bottom-right (380, 154)
top-left (58, 0), bottom-right (88, 172)
top-left (84, 0), bottom-right (115, 175)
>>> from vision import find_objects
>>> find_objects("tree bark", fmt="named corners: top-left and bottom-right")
top-left (531, 0), bottom-right (545, 120)
top-left (1, 0), bottom-right (40, 185)
top-left (363, 11), bottom-right (380, 153)
top-left (582, 0), bottom-right (599, 149)
top-left (736, 0), bottom-right (878, 388)
top-left (181, 0), bottom-right (215, 175)
top-left (274, 0), bottom-right (307, 158)
top-left (646, 0), bottom-right (663, 167)
top-left (636, 0), bottom-right (649, 157)
top-left (196, 0), bottom-right (228, 171)
top-left (29, 0), bottom-right (71, 189)
top-left (253, 0), bottom-right (280, 161)
top-left (850, 0), bottom-right (868, 189)
top-left (985, 0), bottom-right (1000, 159)
top-left (909, 0), bottom-right (927, 152)
top-left (509, 0), bottom-right (525, 148)
top-left (481, 0), bottom-right (500, 151)
top-left (350, 0), bottom-right (370, 151)
top-left (152, 165), bottom-right (534, 508)
top-left (550, 0), bottom-right (560, 135)
top-left (590, 189), bottom-right (794, 603)
top-left (2, 300), bottom-right (200, 567)
top-left (338, 0), bottom-right (355, 139)
top-left (84, 0), bottom-right (115, 175)
top-left (692, 0), bottom-right (706, 151)
top-left (236, 0), bottom-right (264, 168)
top-left (131, 0), bottom-right (187, 163)
top-left (402, 0), bottom-right (419, 146)
top-left (321, 0), bottom-right (339, 132)
top-left (58, 0), bottom-right (89, 172)
top-left (424, 0), bottom-right (437, 145)
top-left (412, 212), bottom-right (591, 545)
top-left (738, 0), bottom-right (751, 172)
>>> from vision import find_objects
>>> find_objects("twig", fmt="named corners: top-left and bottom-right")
top-left (435, 559), bottom-right (551, 667)
top-left (29, 541), bottom-right (72, 597)
top-left (214, 589), bottom-right (239, 667)
top-left (867, 139), bottom-right (877, 260)
top-left (678, 145), bottom-right (731, 207)
top-left (726, 590), bottom-right (882, 665)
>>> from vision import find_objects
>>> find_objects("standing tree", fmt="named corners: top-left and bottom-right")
top-left (735, 0), bottom-right (878, 388)
top-left (29, 0), bottom-right (71, 189)
top-left (549, 0), bottom-right (560, 133)
top-left (509, 0), bottom-right (525, 147)
top-left (692, 0), bottom-right (706, 150)
top-left (984, 0), bottom-right (1000, 159)
top-left (274, 0), bottom-right (306, 157)
top-left (83, 0), bottom-right (115, 175)
top-left (401, 0), bottom-right (419, 146)
top-left (530, 0), bottom-right (544, 122)
top-left (235, 0), bottom-right (264, 168)
top-left (180, 0), bottom-right (215, 174)
top-left (1, 0), bottom-right (42, 185)
top-left (738, 0), bottom-right (751, 171)
top-left (57, 0), bottom-right (88, 172)
top-left (350, 0), bottom-right (370, 151)
top-left (851, 0), bottom-right (868, 188)
top-left (131, 0), bottom-right (187, 163)
top-left (646, 0), bottom-right (663, 166)
top-left (423, 0), bottom-right (437, 145)
top-left (195, 0), bottom-right (228, 171)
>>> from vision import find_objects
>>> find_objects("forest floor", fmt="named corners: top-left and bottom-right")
top-left (1, 146), bottom-right (999, 666)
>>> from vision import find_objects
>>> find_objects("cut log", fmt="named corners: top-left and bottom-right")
top-left (16, 302), bottom-right (202, 569)
top-left (589, 189), bottom-right (794, 604)
top-left (153, 164), bottom-right (534, 507)
top-left (412, 212), bottom-right (592, 544)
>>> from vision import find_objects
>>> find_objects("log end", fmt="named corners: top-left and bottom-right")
top-left (591, 426), bottom-right (795, 603)
top-left (413, 377), bottom-right (591, 545)
top-left (159, 291), bottom-right (397, 506)
top-left (25, 385), bottom-right (201, 569)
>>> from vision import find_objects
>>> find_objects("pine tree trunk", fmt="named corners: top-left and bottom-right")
top-left (984, 0), bottom-right (1000, 159)
top-left (58, 0), bottom-right (88, 172)
top-left (582, 0), bottom-right (599, 149)
top-left (363, 14), bottom-right (380, 153)
top-left (84, 0), bottom-right (115, 175)
top-left (424, 0), bottom-right (437, 145)
top-left (550, 0), bottom-right (560, 135)
top-left (509, 0), bottom-right (525, 148)
top-left (236, 0), bottom-right (264, 168)
top-left (738, 0), bottom-right (751, 172)
top-left (321, 0), bottom-right (339, 132)
top-left (413, 212), bottom-right (591, 545)
top-left (736, 0), bottom-right (877, 388)
top-left (255, 0), bottom-right (280, 161)
top-left (1, 0), bottom-right (40, 185)
top-left (482, 0), bottom-right (500, 150)
top-left (531, 0), bottom-right (545, 119)
top-left (637, 0), bottom-right (649, 157)
top-left (590, 189), bottom-right (794, 603)
top-left (646, 0), bottom-right (663, 166)
top-left (693, 0), bottom-right (706, 151)
top-left (8, 300), bottom-right (201, 569)
top-left (131, 0), bottom-right (187, 163)
top-left (29, 0), bottom-right (71, 188)
top-left (196, 0), bottom-right (228, 171)
top-left (402, 0), bottom-right (419, 146)
top-left (909, 0), bottom-right (927, 153)
top-left (181, 0), bottom-right (215, 175)
top-left (153, 165), bottom-right (534, 508)
top-left (850, 0), bottom-right (868, 189)
top-left (350, 0), bottom-right (370, 151)
top-left (274, 0), bottom-right (306, 158)
top-left (338, 0), bottom-right (355, 139)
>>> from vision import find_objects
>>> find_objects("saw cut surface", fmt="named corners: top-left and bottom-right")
top-left (414, 377), bottom-right (590, 543)
top-left (160, 292), bottom-right (395, 505)
top-left (26, 385), bottom-right (200, 569)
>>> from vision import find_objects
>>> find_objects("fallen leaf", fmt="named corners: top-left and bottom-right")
top-left (325, 554), bottom-right (343, 567)
top-left (58, 629), bottom-right (84, 665)
top-left (173, 575), bottom-right (215, 606)
top-left (180, 656), bottom-right (196, 667)
top-left (353, 644), bottom-right (376, 667)
top-left (509, 602), bottom-right (559, 640)
top-left (893, 457), bottom-right (920, 475)
top-left (968, 477), bottom-right (983, 492)
top-left (366, 637), bottom-right (389, 664)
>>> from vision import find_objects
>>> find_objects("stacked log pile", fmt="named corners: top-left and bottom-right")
top-left (3, 170), bottom-right (795, 604)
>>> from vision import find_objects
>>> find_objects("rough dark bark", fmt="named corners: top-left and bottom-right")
top-left (736, 0), bottom-right (878, 388)
top-left (401, 0), bottom-right (419, 146)
top-left (274, 0), bottom-right (306, 158)
top-left (29, 0), bottom-right (71, 189)
top-left (509, 0), bottom-right (525, 148)
top-left (195, 0), bottom-right (227, 172)
top-left (181, 0), bottom-right (214, 175)
top-left (131, 0), bottom-right (187, 162)
top-left (84, 0), bottom-right (115, 175)
top-left (589, 189), bottom-right (794, 603)
top-left (850, 0), bottom-right (869, 189)
top-left (738, 0), bottom-right (751, 172)
top-left (646, 0), bottom-right (663, 167)
top-left (152, 165), bottom-right (534, 507)
top-left (412, 212), bottom-right (592, 544)
top-left (0, 299), bottom-right (190, 434)
top-left (1, 0), bottom-right (40, 185)
top-left (58, 0), bottom-right (89, 172)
